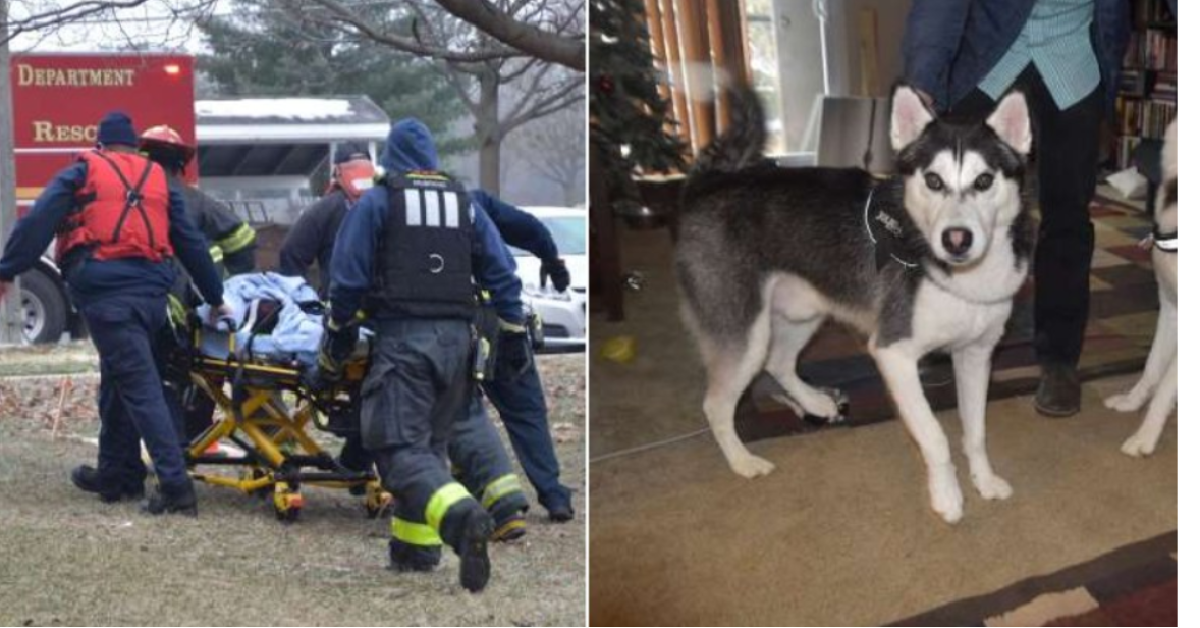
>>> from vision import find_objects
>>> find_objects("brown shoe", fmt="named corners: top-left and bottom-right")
top-left (1034, 364), bottom-right (1081, 418)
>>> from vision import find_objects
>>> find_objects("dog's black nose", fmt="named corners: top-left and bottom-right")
top-left (942, 228), bottom-right (973, 256)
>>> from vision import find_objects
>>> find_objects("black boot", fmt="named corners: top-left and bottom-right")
top-left (443, 503), bottom-right (493, 593)
top-left (388, 539), bottom-right (442, 573)
top-left (491, 507), bottom-right (528, 543)
top-left (547, 502), bottom-right (576, 523)
top-left (70, 465), bottom-right (144, 503)
top-left (142, 479), bottom-right (198, 517)
top-left (1035, 363), bottom-right (1082, 418)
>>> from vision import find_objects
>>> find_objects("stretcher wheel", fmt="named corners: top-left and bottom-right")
top-left (273, 483), bottom-right (304, 523)
top-left (363, 483), bottom-right (393, 519)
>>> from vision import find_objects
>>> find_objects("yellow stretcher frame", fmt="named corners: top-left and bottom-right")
top-left (180, 327), bottom-right (391, 522)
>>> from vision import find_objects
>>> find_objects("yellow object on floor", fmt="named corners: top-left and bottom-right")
top-left (600, 335), bottom-right (637, 363)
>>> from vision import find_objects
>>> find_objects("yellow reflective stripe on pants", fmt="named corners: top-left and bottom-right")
top-left (208, 245), bottom-right (224, 264)
top-left (217, 223), bottom-right (256, 253)
top-left (425, 482), bottom-right (472, 534)
top-left (166, 294), bottom-right (188, 328)
top-left (391, 517), bottom-right (442, 547)
top-left (481, 473), bottom-right (523, 509)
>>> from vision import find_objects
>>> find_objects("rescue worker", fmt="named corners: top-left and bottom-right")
top-left (139, 125), bottom-right (257, 444)
top-left (319, 118), bottom-right (527, 592)
top-left (283, 144), bottom-right (530, 540)
top-left (471, 190), bottom-right (575, 522)
top-left (140, 125), bottom-right (257, 277)
top-left (279, 142), bottom-right (375, 294)
top-left (0, 112), bottom-right (230, 515)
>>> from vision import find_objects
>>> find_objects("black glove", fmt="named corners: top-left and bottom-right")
top-left (307, 317), bottom-right (356, 391)
top-left (540, 257), bottom-right (570, 292)
top-left (320, 316), bottom-right (358, 365)
top-left (498, 319), bottom-right (533, 376)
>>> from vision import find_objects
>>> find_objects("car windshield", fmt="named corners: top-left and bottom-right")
top-left (510, 214), bottom-right (585, 256)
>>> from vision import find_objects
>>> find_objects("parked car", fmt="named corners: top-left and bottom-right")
top-left (510, 207), bottom-right (586, 353)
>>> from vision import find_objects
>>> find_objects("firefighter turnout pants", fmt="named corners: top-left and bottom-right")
top-left (362, 319), bottom-right (523, 558)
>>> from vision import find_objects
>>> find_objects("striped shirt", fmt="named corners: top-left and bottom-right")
top-left (978, 0), bottom-right (1100, 110)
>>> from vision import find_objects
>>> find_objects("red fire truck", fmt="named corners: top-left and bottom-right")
top-left (7, 52), bottom-right (195, 343)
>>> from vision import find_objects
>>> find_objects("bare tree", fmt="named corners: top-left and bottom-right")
top-left (430, 0), bottom-right (583, 70)
top-left (284, 0), bottom-right (584, 194)
top-left (510, 107), bottom-right (584, 204)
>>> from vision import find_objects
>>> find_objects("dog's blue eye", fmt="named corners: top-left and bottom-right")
top-left (924, 173), bottom-right (944, 191)
top-left (975, 173), bottom-right (994, 192)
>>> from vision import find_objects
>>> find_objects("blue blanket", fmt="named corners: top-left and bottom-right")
top-left (195, 272), bottom-right (339, 365)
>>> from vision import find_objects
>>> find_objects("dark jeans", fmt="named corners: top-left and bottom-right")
top-left (954, 65), bottom-right (1104, 367)
top-left (483, 345), bottom-right (571, 510)
top-left (81, 294), bottom-right (189, 487)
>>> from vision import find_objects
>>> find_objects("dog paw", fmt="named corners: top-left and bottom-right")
top-left (972, 473), bottom-right (1014, 501)
top-left (929, 470), bottom-right (964, 524)
top-left (1121, 432), bottom-right (1159, 458)
top-left (1105, 392), bottom-right (1144, 413)
top-left (729, 454), bottom-right (776, 479)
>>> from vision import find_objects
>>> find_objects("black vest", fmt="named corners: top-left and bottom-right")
top-left (371, 171), bottom-right (476, 319)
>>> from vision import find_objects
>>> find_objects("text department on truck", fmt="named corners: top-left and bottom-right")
top-left (7, 52), bottom-right (196, 343)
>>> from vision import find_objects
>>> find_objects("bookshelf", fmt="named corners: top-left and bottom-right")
top-left (1112, 0), bottom-right (1177, 169)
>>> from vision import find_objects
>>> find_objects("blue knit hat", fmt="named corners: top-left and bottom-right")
top-left (97, 111), bottom-right (137, 147)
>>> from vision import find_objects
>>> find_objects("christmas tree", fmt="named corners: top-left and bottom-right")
top-left (589, 0), bottom-right (685, 200)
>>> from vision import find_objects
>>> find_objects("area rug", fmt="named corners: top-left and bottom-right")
top-left (891, 531), bottom-right (1177, 627)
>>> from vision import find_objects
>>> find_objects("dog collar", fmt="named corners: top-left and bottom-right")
top-left (1154, 228), bottom-right (1178, 254)
top-left (863, 187), bottom-right (920, 270)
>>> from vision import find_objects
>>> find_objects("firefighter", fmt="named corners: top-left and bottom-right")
top-left (283, 144), bottom-right (530, 541)
top-left (139, 125), bottom-right (257, 276)
top-left (278, 142), bottom-right (375, 295)
top-left (0, 111), bottom-right (230, 515)
top-left (318, 118), bottom-right (527, 592)
top-left (139, 125), bottom-right (257, 444)
top-left (471, 189), bottom-right (575, 522)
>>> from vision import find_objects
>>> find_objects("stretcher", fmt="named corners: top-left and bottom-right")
top-left (171, 309), bottom-right (391, 522)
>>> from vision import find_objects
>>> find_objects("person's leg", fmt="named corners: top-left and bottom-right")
top-left (85, 295), bottom-right (195, 513)
top-left (363, 321), bottom-right (492, 591)
top-left (71, 326), bottom-right (147, 501)
top-left (482, 348), bottom-right (573, 518)
top-left (448, 392), bottom-right (530, 539)
top-left (1023, 72), bottom-right (1104, 416)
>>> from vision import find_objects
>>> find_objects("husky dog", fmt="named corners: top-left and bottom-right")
top-left (1104, 120), bottom-right (1177, 457)
top-left (675, 86), bottom-right (1035, 523)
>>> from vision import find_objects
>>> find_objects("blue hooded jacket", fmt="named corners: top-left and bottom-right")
top-left (328, 119), bottom-right (523, 324)
top-left (470, 190), bottom-right (560, 263)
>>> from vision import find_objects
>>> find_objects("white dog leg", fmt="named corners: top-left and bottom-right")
top-left (873, 343), bottom-right (963, 524)
top-left (703, 311), bottom-right (776, 478)
top-left (952, 343), bottom-right (1012, 501)
top-left (1106, 299), bottom-right (1177, 412)
top-left (1122, 356), bottom-right (1177, 457)
top-left (766, 316), bottom-right (842, 419)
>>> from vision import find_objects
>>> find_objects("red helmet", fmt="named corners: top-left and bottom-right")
top-left (139, 124), bottom-right (196, 166)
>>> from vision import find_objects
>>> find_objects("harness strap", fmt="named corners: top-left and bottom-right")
top-left (91, 151), bottom-right (159, 250)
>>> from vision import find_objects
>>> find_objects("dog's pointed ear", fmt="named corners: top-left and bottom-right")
top-left (987, 91), bottom-right (1032, 155)
top-left (891, 85), bottom-right (935, 151)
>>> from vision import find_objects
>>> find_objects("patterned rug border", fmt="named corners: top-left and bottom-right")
top-left (889, 531), bottom-right (1178, 627)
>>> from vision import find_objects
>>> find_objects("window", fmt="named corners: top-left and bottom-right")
top-left (743, 0), bottom-right (786, 154)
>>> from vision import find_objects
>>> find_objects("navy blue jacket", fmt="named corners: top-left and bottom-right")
top-left (903, 0), bottom-right (1132, 112)
top-left (328, 119), bottom-right (523, 325)
top-left (0, 157), bottom-right (224, 307)
top-left (470, 189), bottom-right (559, 263)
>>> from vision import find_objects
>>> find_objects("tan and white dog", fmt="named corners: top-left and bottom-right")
top-left (1104, 120), bottom-right (1178, 457)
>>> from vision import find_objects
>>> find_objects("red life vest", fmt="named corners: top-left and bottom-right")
top-left (56, 150), bottom-right (174, 263)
